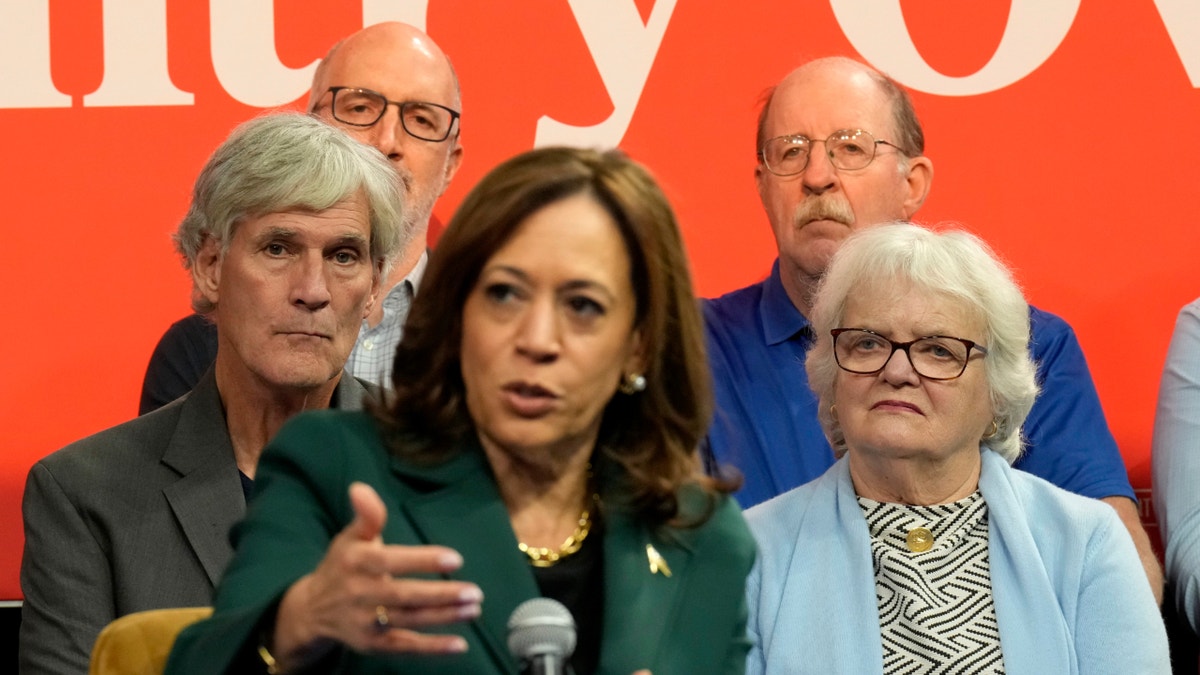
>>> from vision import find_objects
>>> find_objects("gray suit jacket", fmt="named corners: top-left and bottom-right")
top-left (18, 368), bottom-right (371, 675)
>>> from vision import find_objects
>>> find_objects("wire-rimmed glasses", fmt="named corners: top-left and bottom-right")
top-left (760, 129), bottom-right (900, 176)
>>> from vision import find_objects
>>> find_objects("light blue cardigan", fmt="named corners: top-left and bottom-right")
top-left (744, 449), bottom-right (1169, 674)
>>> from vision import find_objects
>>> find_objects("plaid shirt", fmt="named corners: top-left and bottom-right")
top-left (346, 252), bottom-right (427, 388)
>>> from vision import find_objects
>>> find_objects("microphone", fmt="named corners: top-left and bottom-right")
top-left (507, 597), bottom-right (576, 675)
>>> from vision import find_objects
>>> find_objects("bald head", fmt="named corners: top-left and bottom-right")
top-left (752, 56), bottom-right (934, 316)
top-left (308, 22), bottom-right (460, 112)
top-left (756, 57), bottom-right (923, 159)
top-left (305, 22), bottom-right (465, 282)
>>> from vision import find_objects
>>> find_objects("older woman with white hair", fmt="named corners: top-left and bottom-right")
top-left (744, 223), bottom-right (1168, 674)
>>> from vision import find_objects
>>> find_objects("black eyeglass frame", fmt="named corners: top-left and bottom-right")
top-left (759, 129), bottom-right (902, 177)
top-left (325, 86), bottom-right (461, 142)
top-left (830, 328), bottom-right (989, 381)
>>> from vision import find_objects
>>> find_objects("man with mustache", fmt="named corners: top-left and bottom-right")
top-left (703, 56), bottom-right (1162, 598)
top-left (139, 21), bottom-right (462, 411)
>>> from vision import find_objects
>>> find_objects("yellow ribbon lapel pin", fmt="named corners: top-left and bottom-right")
top-left (646, 543), bottom-right (671, 577)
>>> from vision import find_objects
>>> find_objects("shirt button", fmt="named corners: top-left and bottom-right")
top-left (364, 339), bottom-right (374, 351)
top-left (906, 527), bottom-right (933, 553)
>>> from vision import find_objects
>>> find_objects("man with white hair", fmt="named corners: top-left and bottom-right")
top-left (139, 22), bottom-right (463, 410)
top-left (20, 112), bottom-right (403, 674)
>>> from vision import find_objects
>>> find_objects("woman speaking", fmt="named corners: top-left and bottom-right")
top-left (744, 223), bottom-right (1168, 674)
top-left (167, 147), bottom-right (755, 674)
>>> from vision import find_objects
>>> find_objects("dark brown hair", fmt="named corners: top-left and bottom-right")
top-left (376, 146), bottom-right (733, 525)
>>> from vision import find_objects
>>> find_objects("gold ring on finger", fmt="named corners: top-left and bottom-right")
top-left (374, 605), bottom-right (390, 632)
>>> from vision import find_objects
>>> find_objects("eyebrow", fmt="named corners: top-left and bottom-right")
top-left (253, 227), bottom-right (369, 250)
top-left (326, 233), bottom-right (370, 250)
top-left (856, 326), bottom-right (963, 339)
top-left (253, 226), bottom-right (298, 243)
top-left (485, 265), bottom-right (616, 301)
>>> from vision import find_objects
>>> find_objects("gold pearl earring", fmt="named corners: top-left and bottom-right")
top-left (619, 373), bottom-right (647, 395)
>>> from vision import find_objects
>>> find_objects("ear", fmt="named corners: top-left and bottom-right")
top-left (901, 155), bottom-right (934, 218)
top-left (753, 161), bottom-right (769, 207)
top-left (192, 235), bottom-right (223, 309)
top-left (362, 260), bottom-right (385, 319)
top-left (437, 142), bottom-right (464, 197)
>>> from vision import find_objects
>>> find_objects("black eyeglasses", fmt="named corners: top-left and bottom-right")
top-left (831, 328), bottom-right (988, 381)
top-left (760, 129), bottom-right (901, 176)
top-left (326, 87), bottom-right (460, 142)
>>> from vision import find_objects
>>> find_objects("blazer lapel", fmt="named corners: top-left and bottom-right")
top-left (160, 369), bottom-right (246, 587)
top-left (598, 509), bottom-right (694, 674)
top-left (160, 369), bottom-right (372, 587)
top-left (333, 371), bottom-right (375, 412)
top-left (391, 449), bottom-right (537, 675)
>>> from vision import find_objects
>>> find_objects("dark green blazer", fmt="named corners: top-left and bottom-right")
top-left (166, 409), bottom-right (756, 675)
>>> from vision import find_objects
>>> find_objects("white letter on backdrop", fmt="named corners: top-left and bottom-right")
top-left (0, 1), bottom-right (70, 108)
top-left (831, 0), bottom-right (1080, 96)
top-left (363, 0), bottom-right (428, 31)
top-left (84, 0), bottom-right (193, 106)
top-left (534, 0), bottom-right (678, 147)
top-left (211, 0), bottom-right (314, 107)
top-left (1153, 0), bottom-right (1200, 86)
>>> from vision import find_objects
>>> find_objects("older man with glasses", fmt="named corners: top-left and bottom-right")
top-left (304, 24), bottom-right (462, 390)
top-left (139, 22), bottom-right (462, 409)
top-left (702, 56), bottom-right (1163, 600)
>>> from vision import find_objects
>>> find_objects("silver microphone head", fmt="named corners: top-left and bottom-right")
top-left (507, 597), bottom-right (577, 662)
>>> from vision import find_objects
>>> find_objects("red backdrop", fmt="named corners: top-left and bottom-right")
top-left (1, 0), bottom-right (1196, 598)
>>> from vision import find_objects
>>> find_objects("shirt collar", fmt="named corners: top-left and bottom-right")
top-left (381, 250), bottom-right (429, 308)
top-left (760, 258), bottom-right (813, 346)
top-left (406, 249), bottom-right (429, 295)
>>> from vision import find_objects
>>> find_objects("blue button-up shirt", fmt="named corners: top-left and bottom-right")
top-left (703, 259), bottom-right (1135, 508)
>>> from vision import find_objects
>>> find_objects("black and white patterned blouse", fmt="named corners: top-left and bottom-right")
top-left (857, 491), bottom-right (1005, 674)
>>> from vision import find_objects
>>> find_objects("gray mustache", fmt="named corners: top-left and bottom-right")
top-left (794, 196), bottom-right (854, 226)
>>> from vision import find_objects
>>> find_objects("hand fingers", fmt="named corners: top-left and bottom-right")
top-left (346, 482), bottom-right (388, 542)
top-left (360, 627), bottom-right (470, 655)
top-left (378, 544), bottom-right (464, 577)
top-left (376, 580), bottom-right (483, 625)
top-left (341, 603), bottom-right (476, 655)
top-left (373, 599), bottom-right (481, 630)
top-left (315, 486), bottom-right (485, 657)
top-left (332, 542), bottom-right (466, 580)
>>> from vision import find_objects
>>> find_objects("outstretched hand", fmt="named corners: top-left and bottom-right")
top-left (271, 482), bottom-right (483, 668)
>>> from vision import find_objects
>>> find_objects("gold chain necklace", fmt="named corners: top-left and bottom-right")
top-left (517, 499), bottom-right (596, 567)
